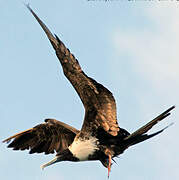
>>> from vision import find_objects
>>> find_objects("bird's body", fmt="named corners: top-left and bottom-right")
top-left (3, 5), bottom-right (175, 177)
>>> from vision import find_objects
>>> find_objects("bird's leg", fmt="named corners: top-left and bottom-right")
top-left (108, 154), bottom-right (112, 178)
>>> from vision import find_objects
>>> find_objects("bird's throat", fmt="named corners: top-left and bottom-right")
top-left (68, 136), bottom-right (99, 161)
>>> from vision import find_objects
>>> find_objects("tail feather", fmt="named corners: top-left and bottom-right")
top-left (125, 123), bottom-right (173, 147)
top-left (124, 106), bottom-right (175, 147)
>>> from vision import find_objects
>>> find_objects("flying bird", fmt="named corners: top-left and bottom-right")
top-left (3, 5), bottom-right (175, 178)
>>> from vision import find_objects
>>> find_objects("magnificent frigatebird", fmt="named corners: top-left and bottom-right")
top-left (3, 5), bottom-right (175, 177)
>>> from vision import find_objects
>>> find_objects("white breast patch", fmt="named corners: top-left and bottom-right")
top-left (68, 137), bottom-right (99, 161)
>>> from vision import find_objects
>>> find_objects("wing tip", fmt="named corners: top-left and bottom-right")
top-left (23, 2), bottom-right (32, 12)
top-left (2, 138), bottom-right (10, 143)
top-left (24, 5), bottom-right (59, 50)
top-left (2, 136), bottom-right (14, 144)
top-left (2, 128), bottom-right (33, 144)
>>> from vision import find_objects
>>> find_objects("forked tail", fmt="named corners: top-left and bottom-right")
top-left (123, 106), bottom-right (175, 147)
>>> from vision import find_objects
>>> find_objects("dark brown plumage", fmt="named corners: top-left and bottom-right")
top-left (3, 119), bottom-right (79, 154)
top-left (3, 5), bottom-right (175, 177)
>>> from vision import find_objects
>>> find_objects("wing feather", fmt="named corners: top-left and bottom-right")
top-left (3, 119), bottom-right (79, 154)
top-left (26, 5), bottom-right (119, 136)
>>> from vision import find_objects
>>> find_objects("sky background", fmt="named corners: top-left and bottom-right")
top-left (1, 0), bottom-right (179, 180)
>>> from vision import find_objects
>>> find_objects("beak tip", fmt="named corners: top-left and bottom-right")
top-left (40, 165), bottom-right (45, 170)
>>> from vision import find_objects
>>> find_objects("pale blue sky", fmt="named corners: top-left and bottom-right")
top-left (1, 1), bottom-right (178, 180)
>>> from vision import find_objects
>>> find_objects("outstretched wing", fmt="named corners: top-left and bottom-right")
top-left (26, 5), bottom-right (120, 136)
top-left (3, 119), bottom-right (79, 154)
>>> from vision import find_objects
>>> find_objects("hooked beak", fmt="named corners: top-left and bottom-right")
top-left (40, 149), bottom-right (77, 170)
top-left (40, 156), bottom-right (62, 170)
